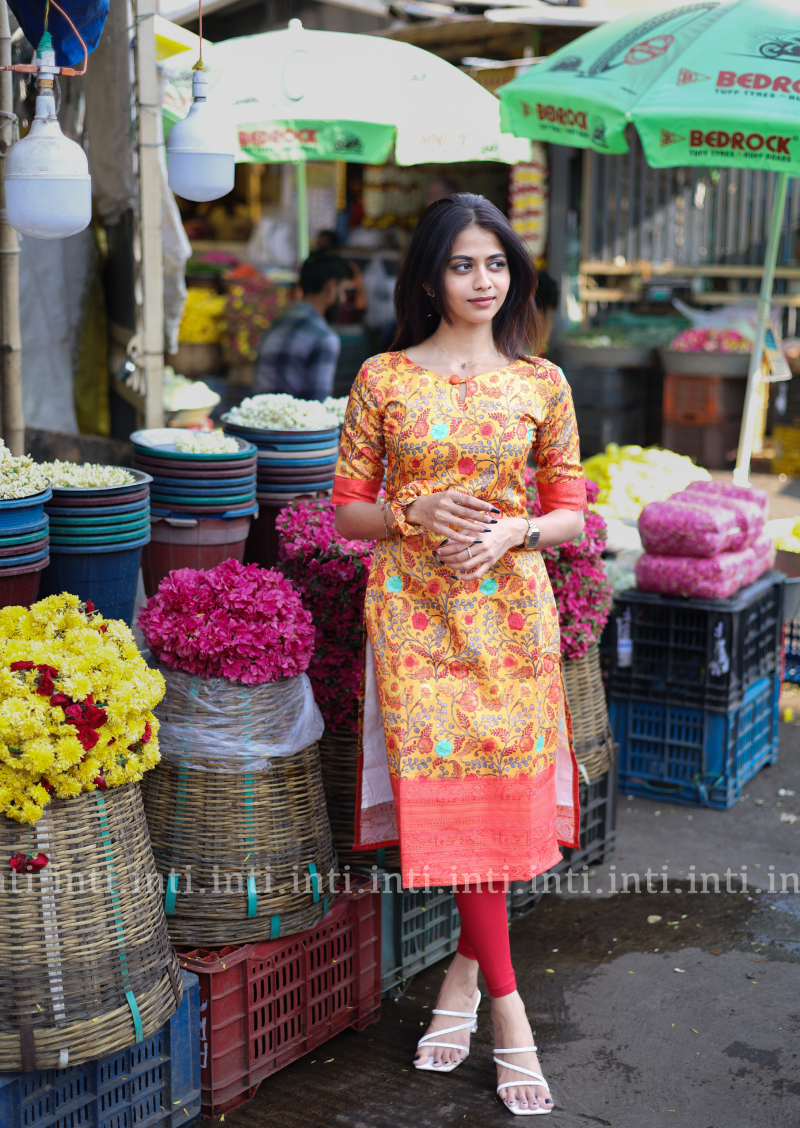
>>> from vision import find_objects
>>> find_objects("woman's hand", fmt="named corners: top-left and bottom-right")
top-left (434, 517), bottom-right (527, 580)
top-left (405, 490), bottom-right (500, 546)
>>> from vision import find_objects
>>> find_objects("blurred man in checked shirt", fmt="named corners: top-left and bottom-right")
top-left (254, 255), bottom-right (352, 401)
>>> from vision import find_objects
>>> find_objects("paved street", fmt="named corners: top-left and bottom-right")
top-left (200, 709), bottom-right (800, 1128)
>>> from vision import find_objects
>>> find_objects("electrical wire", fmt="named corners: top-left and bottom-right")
top-left (48, 0), bottom-right (88, 77)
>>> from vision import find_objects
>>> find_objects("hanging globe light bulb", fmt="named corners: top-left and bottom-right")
top-left (167, 66), bottom-right (234, 203)
top-left (5, 35), bottom-right (91, 239)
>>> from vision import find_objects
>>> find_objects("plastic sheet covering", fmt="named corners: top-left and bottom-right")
top-left (684, 478), bottom-right (769, 515)
top-left (635, 534), bottom-right (776, 600)
top-left (639, 498), bottom-right (740, 558)
top-left (8, 0), bottom-right (108, 68)
top-left (152, 662), bottom-right (324, 771)
top-left (673, 490), bottom-right (764, 551)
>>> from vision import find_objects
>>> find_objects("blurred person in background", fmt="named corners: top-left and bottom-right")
top-left (253, 255), bottom-right (352, 400)
top-left (425, 175), bottom-right (458, 208)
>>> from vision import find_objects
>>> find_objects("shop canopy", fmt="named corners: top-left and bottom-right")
top-left (498, 0), bottom-right (799, 483)
top-left (161, 19), bottom-right (530, 168)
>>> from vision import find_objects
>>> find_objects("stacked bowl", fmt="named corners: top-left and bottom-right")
top-left (221, 415), bottom-right (340, 568)
top-left (131, 429), bottom-right (258, 597)
top-left (39, 471), bottom-right (152, 625)
top-left (0, 488), bottom-right (52, 607)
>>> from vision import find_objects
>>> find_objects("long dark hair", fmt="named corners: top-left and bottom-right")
top-left (391, 193), bottom-right (540, 358)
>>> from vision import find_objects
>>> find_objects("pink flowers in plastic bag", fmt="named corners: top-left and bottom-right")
top-left (635, 534), bottom-right (776, 599)
top-left (138, 559), bottom-right (315, 684)
top-left (639, 481), bottom-right (766, 560)
top-left (639, 498), bottom-right (740, 557)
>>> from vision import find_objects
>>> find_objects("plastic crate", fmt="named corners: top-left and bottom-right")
top-left (564, 365), bottom-right (642, 410)
top-left (661, 418), bottom-right (740, 470)
top-left (612, 673), bottom-right (780, 809)
top-left (508, 765), bottom-right (617, 917)
top-left (575, 405), bottom-right (645, 456)
top-left (609, 571), bottom-right (785, 712)
top-left (0, 970), bottom-right (200, 1128)
top-left (351, 868), bottom-right (461, 995)
top-left (177, 879), bottom-right (380, 1119)
top-left (785, 619), bottom-right (800, 684)
top-left (662, 372), bottom-right (746, 425)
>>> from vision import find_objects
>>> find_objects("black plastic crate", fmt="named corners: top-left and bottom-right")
top-left (564, 365), bottom-right (643, 411)
top-left (575, 405), bottom-right (645, 456)
top-left (609, 570), bottom-right (785, 712)
top-left (508, 764), bottom-right (617, 916)
top-left (786, 618), bottom-right (800, 684)
top-left (353, 869), bottom-right (461, 994)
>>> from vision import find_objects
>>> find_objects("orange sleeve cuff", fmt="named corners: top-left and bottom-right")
top-left (332, 474), bottom-right (383, 505)
top-left (537, 478), bottom-right (587, 513)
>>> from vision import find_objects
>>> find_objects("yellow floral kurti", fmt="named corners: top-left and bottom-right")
top-left (332, 352), bottom-right (587, 887)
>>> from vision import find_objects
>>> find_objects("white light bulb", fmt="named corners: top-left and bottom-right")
top-left (167, 69), bottom-right (234, 203)
top-left (5, 46), bottom-right (91, 239)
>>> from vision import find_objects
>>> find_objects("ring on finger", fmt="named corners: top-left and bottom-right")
top-left (467, 546), bottom-right (472, 559)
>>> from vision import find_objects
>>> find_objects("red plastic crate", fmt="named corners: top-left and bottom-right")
top-left (177, 878), bottom-right (381, 1118)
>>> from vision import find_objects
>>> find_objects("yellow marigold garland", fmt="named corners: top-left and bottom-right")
top-left (0, 593), bottom-right (165, 824)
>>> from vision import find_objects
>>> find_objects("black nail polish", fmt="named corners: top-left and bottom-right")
top-left (482, 527), bottom-right (492, 533)
top-left (472, 539), bottom-right (483, 544)
top-left (488, 518), bottom-right (498, 524)
top-left (490, 506), bottom-right (501, 514)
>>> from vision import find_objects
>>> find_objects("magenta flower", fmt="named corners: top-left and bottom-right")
top-left (137, 559), bottom-right (315, 685)
top-left (525, 470), bottom-right (612, 661)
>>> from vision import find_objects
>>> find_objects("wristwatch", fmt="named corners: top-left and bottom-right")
top-left (523, 518), bottom-right (540, 551)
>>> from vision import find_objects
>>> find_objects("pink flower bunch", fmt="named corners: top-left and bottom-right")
top-left (137, 558), bottom-right (315, 685)
top-left (277, 500), bottom-right (375, 732)
top-left (525, 471), bottom-right (613, 661)
top-left (670, 327), bottom-right (751, 354)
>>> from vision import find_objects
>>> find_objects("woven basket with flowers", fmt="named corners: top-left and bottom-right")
top-left (0, 593), bottom-right (180, 1071)
top-left (138, 558), bottom-right (335, 945)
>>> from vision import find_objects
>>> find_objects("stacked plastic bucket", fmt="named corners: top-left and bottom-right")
top-left (38, 472), bottom-right (151, 625)
top-left (130, 429), bottom-right (258, 597)
top-left (221, 415), bottom-right (339, 568)
top-left (0, 487), bottom-right (52, 606)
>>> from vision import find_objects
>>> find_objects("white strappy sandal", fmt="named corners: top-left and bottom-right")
top-left (414, 990), bottom-right (481, 1073)
top-left (494, 1044), bottom-right (553, 1115)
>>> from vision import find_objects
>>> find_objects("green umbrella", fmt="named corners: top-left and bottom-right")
top-left (498, 0), bottom-right (797, 483)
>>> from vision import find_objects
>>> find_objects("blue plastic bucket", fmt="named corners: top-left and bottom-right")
top-left (38, 535), bottom-right (150, 626)
top-left (0, 488), bottom-right (52, 531)
top-left (45, 498), bottom-right (150, 519)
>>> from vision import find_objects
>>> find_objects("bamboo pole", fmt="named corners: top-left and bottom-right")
top-left (733, 171), bottom-right (789, 486)
top-left (0, 0), bottom-right (22, 455)
top-left (134, 0), bottom-right (164, 429)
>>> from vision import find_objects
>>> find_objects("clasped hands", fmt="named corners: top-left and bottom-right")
top-left (403, 489), bottom-right (528, 581)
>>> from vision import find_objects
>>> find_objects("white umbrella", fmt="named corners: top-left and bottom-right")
top-left (162, 19), bottom-right (530, 257)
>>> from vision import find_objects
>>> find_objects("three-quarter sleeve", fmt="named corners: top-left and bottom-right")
top-left (332, 361), bottom-right (386, 505)
top-left (532, 365), bottom-right (587, 513)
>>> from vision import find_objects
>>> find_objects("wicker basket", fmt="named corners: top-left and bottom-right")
top-left (0, 783), bottom-right (181, 1072)
top-left (563, 644), bottom-right (614, 781)
top-left (319, 730), bottom-right (401, 870)
top-left (141, 741), bottom-right (337, 946)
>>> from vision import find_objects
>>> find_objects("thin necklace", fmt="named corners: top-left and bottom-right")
top-left (432, 340), bottom-right (499, 371)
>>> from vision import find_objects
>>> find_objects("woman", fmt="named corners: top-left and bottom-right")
top-left (333, 194), bottom-right (586, 1116)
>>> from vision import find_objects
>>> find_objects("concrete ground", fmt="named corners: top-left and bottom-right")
top-left (199, 704), bottom-right (800, 1128)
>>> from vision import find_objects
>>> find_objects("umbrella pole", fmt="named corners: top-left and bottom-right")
top-left (733, 171), bottom-right (789, 486)
top-left (296, 159), bottom-right (309, 264)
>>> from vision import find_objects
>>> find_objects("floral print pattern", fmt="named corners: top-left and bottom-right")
top-left (332, 352), bottom-right (586, 884)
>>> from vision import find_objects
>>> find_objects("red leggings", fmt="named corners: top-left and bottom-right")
top-left (453, 886), bottom-right (516, 998)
